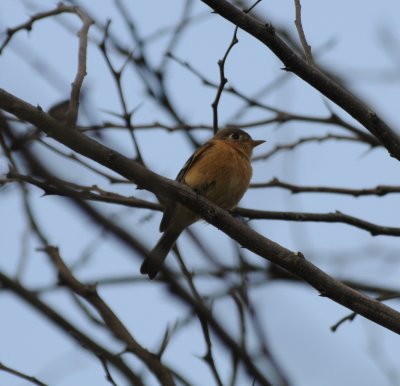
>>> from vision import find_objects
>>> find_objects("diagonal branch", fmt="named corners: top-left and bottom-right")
top-left (0, 362), bottom-right (47, 386)
top-left (0, 271), bottom-right (144, 385)
top-left (0, 3), bottom-right (74, 54)
top-left (2, 87), bottom-right (400, 337)
top-left (42, 245), bottom-right (176, 386)
top-left (199, 0), bottom-right (400, 161)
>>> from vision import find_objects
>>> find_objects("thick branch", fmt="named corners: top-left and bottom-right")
top-left (2, 88), bottom-right (400, 335)
top-left (199, 0), bottom-right (400, 160)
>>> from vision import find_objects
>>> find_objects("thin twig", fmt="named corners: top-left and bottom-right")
top-left (200, 0), bottom-right (400, 160)
top-left (236, 207), bottom-right (400, 237)
top-left (42, 245), bottom-right (176, 386)
top-left (38, 139), bottom-right (128, 183)
top-left (0, 271), bottom-right (143, 384)
top-left (293, 0), bottom-right (313, 65)
top-left (212, 0), bottom-right (262, 132)
top-left (99, 20), bottom-right (145, 164)
top-left (212, 27), bottom-right (239, 132)
top-left (3, 87), bottom-right (400, 339)
top-left (66, 7), bottom-right (94, 126)
top-left (0, 3), bottom-right (74, 54)
top-left (0, 362), bottom-right (47, 386)
top-left (251, 177), bottom-right (400, 197)
top-left (169, 52), bottom-right (378, 145)
top-left (253, 134), bottom-right (363, 161)
top-left (6, 171), bottom-right (161, 211)
top-left (173, 248), bottom-right (224, 386)
top-left (97, 355), bottom-right (119, 386)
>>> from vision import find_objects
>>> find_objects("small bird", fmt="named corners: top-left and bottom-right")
top-left (141, 128), bottom-right (265, 279)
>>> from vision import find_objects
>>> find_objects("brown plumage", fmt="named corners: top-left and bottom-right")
top-left (140, 128), bottom-right (265, 279)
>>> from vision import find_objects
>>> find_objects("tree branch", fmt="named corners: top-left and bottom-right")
top-left (0, 362), bottom-right (47, 386)
top-left (2, 87), bottom-right (400, 336)
top-left (293, 0), bottom-right (313, 65)
top-left (0, 270), bottom-right (144, 385)
top-left (199, 0), bottom-right (400, 160)
top-left (236, 208), bottom-right (400, 237)
top-left (42, 245), bottom-right (176, 386)
top-left (251, 177), bottom-right (400, 197)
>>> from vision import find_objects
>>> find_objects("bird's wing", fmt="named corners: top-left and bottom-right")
top-left (159, 141), bottom-right (213, 232)
top-left (175, 141), bottom-right (213, 182)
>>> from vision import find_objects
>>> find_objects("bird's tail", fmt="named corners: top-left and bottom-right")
top-left (140, 230), bottom-right (181, 279)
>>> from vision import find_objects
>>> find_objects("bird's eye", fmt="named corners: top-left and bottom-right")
top-left (230, 132), bottom-right (240, 140)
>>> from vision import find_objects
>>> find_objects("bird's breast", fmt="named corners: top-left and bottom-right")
top-left (184, 142), bottom-right (252, 210)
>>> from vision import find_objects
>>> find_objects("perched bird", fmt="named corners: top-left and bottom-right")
top-left (141, 128), bottom-right (265, 279)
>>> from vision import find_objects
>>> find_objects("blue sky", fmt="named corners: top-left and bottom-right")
top-left (1, 1), bottom-right (400, 385)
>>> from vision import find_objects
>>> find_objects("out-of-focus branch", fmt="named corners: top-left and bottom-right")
top-left (199, 0), bottom-right (400, 160)
top-left (0, 270), bottom-right (144, 385)
top-left (0, 3), bottom-right (93, 127)
top-left (37, 139), bottom-right (128, 183)
top-left (169, 53), bottom-right (378, 146)
top-left (99, 20), bottom-right (144, 163)
top-left (6, 171), bottom-right (161, 211)
top-left (0, 3), bottom-right (77, 54)
top-left (42, 245), bottom-right (176, 386)
top-left (8, 121), bottom-right (274, 386)
top-left (0, 362), bottom-right (47, 386)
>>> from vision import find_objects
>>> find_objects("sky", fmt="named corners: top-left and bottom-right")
top-left (1, 1), bottom-right (400, 385)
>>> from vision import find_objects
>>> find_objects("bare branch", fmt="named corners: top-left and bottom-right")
top-left (0, 271), bottom-right (143, 384)
top-left (99, 21), bottom-right (145, 164)
top-left (0, 3), bottom-right (75, 54)
top-left (0, 3), bottom-right (93, 127)
top-left (66, 7), bottom-right (94, 127)
top-left (97, 355), bottom-right (119, 386)
top-left (236, 207), bottom-right (400, 237)
top-left (251, 177), bottom-right (400, 197)
top-left (200, 0), bottom-right (400, 160)
top-left (0, 362), bottom-right (47, 386)
top-left (42, 245), bottom-right (176, 386)
top-left (2, 88), bottom-right (400, 337)
top-left (212, 28), bottom-right (239, 132)
top-left (331, 293), bottom-right (400, 332)
top-left (293, 0), bottom-right (313, 64)
top-left (253, 134), bottom-right (363, 161)
top-left (7, 171), bottom-right (161, 211)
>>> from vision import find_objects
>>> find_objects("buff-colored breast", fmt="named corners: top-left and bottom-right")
top-left (184, 140), bottom-right (252, 210)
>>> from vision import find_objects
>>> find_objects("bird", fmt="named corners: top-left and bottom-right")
top-left (140, 128), bottom-right (265, 279)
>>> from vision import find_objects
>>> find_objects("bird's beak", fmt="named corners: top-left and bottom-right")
top-left (251, 139), bottom-right (266, 148)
